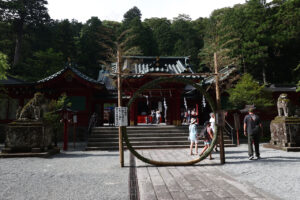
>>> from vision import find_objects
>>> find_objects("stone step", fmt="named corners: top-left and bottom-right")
top-left (88, 137), bottom-right (233, 142)
top-left (87, 140), bottom-right (234, 147)
top-left (90, 133), bottom-right (191, 138)
top-left (91, 129), bottom-right (193, 134)
top-left (87, 126), bottom-right (235, 151)
top-left (85, 143), bottom-right (237, 151)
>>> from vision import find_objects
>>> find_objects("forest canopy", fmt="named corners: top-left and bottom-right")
top-left (0, 0), bottom-right (299, 84)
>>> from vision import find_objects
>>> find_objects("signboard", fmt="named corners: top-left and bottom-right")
top-left (115, 107), bottom-right (128, 126)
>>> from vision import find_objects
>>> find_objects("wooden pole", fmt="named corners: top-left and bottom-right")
top-left (117, 49), bottom-right (124, 167)
top-left (73, 123), bottom-right (76, 149)
top-left (214, 52), bottom-right (225, 164)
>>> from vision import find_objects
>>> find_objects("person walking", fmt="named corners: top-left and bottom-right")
top-left (199, 121), bottom-right (214, 160)
top-left (151, 110), bottom-right (156, 124)
top-left (156, 109), bottom-right (161, 124)
top-left (188, 118), bottom-right (198, 155)
top-left (243, 108), bottom-right (263, 160)
top-left (209, 112), bottom-right (218, 152)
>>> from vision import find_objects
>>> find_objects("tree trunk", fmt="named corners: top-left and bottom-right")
top-left (262, 66), bottom-right (267, 85)
top-left (13, 22), bottom-right (24, 66)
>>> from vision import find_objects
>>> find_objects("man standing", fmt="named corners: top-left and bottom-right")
top-left (243, 108), bottom-right (263, 160)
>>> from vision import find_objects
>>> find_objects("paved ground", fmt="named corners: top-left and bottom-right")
top-left (0, 143), bottom-right (299, 200)
top-left (135, 144), bottom-right (300, 200)
top-left (221, 144), bottom-right (300, 200)
top-left (0, 143), bottom-right (130, 200)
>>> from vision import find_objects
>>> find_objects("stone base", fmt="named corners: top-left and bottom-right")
top-left (263, 143), bottom-right (300, 152)
top-left (4, 121), bottom-right (53, 153)
top-left (270, 116), bottom-right (300, 148)
top-left (0, 147), bottom-right (60, 158)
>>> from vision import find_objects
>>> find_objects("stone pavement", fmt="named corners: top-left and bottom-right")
top-left (135, 148), bottom-right (281, 200)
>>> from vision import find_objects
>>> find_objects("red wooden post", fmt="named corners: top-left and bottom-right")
top-left (63, 113), bottom-right (68, 151)
top-left (73, 114), bottom-right (77, 149)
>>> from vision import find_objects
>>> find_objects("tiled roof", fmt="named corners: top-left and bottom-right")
top-left (0, 75), bottom-right (27, 85)
top-left (265, 84), bottom-right (297, 92)
top-left (97, 69), bottom-right (116, 90)
top-left (202, 66), bottom-right (238, 85)
top-left (121, 56), bottom-right (202, 79)
top-left (37, 66), bottom-right (104, 85)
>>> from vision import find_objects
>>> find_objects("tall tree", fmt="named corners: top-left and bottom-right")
top-left (120, 7), bottom-right (157, 56)
top-left (0, 51), bottom-right (9, 79)
top-left (199, 8), bottom-right (240, 72)
top-left (171, 14), bottom-right (202, 68)
top-left (0, 0), bottom-right (50, 66)
top-left (144, 18), bottom-right (174, 56)
top-left (20, 48), bottom-right (63, 81)
top-left (78, 17), bottom-right (107, 78)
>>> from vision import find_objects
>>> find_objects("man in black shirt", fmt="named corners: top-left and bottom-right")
top-left (243, 108), bottom-right (263, 160)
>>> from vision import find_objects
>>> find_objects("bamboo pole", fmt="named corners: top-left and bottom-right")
top-left (214, 52), bottom-right (225, 164)
top-left (117, 49), bottom-right (124, 167)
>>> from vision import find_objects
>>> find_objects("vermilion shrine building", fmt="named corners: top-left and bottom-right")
top-left (0, 56), bottom-right (298, 139)
top-left (0, 57), bottom-right (216, 128)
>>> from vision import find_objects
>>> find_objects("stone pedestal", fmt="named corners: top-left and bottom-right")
top-left (3, 121), bottom-right (52, 153)
top-left (270, 117), bottom-right (300, 147)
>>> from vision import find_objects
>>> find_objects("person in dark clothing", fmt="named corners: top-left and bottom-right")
top-left (109, 108), bottom-right (114, 126)
top-left (243, 108), bottom-right (263, 160)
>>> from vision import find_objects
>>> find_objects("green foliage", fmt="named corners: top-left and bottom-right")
top-left (0, 52), bottom-right (10, 79)
top-left (171, 14), bottom-right (203, 68)
top-left (199, 7), bottom-right (240, 73)
top-left (227, 73), bottom-right (273, 109)
top-left (0, 1), bottom-right (299, 85)
top-left (122, 6), bottom-right (142, 26)
top-left (297, 81), bottom-right (300, 92)
top-left (0, 0), bottom-right (50, 66)
top-left (43, 94), bottom-right (71, 136)
top-left (15, 48), bottom-right (63, 81)
top-left (144, 18), bottom-right (174, 55)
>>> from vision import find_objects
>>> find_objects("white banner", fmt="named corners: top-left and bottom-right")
top-left (115, 107), bottom-right (128, 126)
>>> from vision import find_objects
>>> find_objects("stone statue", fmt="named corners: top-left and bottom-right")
top-left (17, 92), bottom-right (46, 121)
top-left (3, 92), bottom-right (54, 154)
top-left (277, 93), bottom-right (290, 117)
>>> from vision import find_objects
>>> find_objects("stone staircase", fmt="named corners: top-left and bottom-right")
top-left (86, 125), bottom-right (236, 151)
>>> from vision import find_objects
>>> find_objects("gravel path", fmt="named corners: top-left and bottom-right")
top-left (220, 143), bottom-right (300, 200)
top-left (1, 143), bottom-right (299, 200)
top-left (0, 149), bottom-right (129, 200)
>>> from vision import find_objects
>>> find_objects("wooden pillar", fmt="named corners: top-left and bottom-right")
top-left (172, 93), bottom-right (181, 126)
top-left (99, 101), bottom-right (104, 126)
top-left (214, 52), bottom-right (225, 164)
top-left (134, 99), bottom-right (138, 126)
top-left (130, 101), bottom-right (135, 126)
top-left (117, 49), bottom-right (124, 167)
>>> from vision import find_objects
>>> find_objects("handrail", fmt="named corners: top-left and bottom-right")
top-left (224, 120), bottom-right (235, 144)
top-left (225, 120), bottom-right (234, 130)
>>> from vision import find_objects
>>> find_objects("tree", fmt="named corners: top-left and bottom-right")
top-left (78, 17), bottom-right (105, 78)
top-left (117, 7), bottom-right (157, 56)
top-left (199, 8), bottom-right (240, 72)
top-left (17, 48), bottom-right (63, 81)
top-left (122, 6), bottom-right (142, 27)
top-left (0, 52), bottom-right (9, 79)
top-left (144, 18), bottom-right (174, 55)
top-left (0, 0), bottom-right (50, 66)
top-left (227, 73), bottom-right (273, 109)
top-left (171, 14), bottom-right (202, 68)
